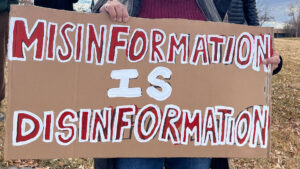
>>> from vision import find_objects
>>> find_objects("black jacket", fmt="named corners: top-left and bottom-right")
top-left (0, 0), bottom-right (18, 12)
top-left (34, 0), bottom-right (78, 11)
top-left (227, 0), bottom-right (259, 25)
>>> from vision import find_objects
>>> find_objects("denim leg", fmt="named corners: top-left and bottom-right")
top-left (165, 158), bottom-right (211, 169)
top-left (94, 158), bottom-right (114, 169)
top-left (115, 158), bottom-right (164, 169)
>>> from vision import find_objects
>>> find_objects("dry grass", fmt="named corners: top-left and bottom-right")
top-left (0, 38), bottom-right (299, 168)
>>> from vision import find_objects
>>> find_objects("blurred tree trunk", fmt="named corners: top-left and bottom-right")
top-left (284, 3), bottom-right (300, 37)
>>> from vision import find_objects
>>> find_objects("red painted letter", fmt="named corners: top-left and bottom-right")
top-left (13, 111), bottom-right (43, 146)
top-left (149, 29), bottom-right (166, 63)
top-left (128, 29), bottom-right (148, 62)
top-left (107, 25), bottom-right (129, 63)
top-left (158, 104), bottom-right (182, 144)
top-left (9, 18), bottom-right (46, 61)
top-left (55, 109), bottom-right (78, 146)
top-left (57, 22), bottom-right (75, 63)
top-left (167, 33), bottom-right (189, 64)
top-left (86, 24), bottom-right (107, 65)
top-left (190, 35), bottom-right (209, 65)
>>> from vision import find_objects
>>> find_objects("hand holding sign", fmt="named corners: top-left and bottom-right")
top-left (100, 0), bottom-right (129, 22)
top-left (262, 51), bottom-right (281, 71)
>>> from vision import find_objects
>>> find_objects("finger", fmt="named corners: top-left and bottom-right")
top-left (262, 55), bottom-right (280, 65)
top-left (105, 4), bottom-right (117, 21)
top-left (122, 6), bottom-right (129, 22)
top-left (273, 51), bottom-right (280, 57)
top-left (114, 4), bottom-right (123, 22)
top-left (99, 4), bottom-right (106, 13)
top-left (99, 2), bottom-right (110, 13)
top-left (272, 64), bottom-right (278, 70)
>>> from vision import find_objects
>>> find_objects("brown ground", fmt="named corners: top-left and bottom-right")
top-left (0, 38), bottom-right (299, 168)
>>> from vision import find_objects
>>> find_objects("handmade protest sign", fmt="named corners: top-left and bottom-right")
top-left (5, 5), bottom-right (273, 159)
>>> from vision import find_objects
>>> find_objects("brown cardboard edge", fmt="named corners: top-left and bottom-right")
top-left (267, 28), bottom-right (274, 159)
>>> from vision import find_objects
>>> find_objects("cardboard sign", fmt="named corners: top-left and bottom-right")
top-left (5, 6), bottom-right (273, 159)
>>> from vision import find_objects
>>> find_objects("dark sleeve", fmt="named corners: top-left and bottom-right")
top-left (272, 56), bottom-right (283, 75)
top-left (243, 0), bottom-right (259, 26)
top-left (213, 0), bottom-right (232, 20)
top-left (34, 0), bottom-right (48, 6)
top-left (34, 0), bottom-right (42, 6)
top-left (9, 0), bottom-right (19, 5)
top-left (92, 0), bottom-right (108, 13)
top-left (210, 158), bottom-right (229, 169)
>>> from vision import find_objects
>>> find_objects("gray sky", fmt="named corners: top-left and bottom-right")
top-left (257, 0), bottom-right (298, 22)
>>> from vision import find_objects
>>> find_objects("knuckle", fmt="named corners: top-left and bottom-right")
top-left (110, 12), bottom-right (116, 17)
top-left (115, 5), bottom-right (122, 10)
top-left (123, 10), bottom-right (129, 15)
top-left (115, 2), bottom-right (121, 6)
top-left (276, 58), bottom-right (280, 63)
top-left (106, 5), bottom-right (112, 11)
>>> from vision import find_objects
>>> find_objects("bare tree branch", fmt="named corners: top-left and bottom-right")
top-left (257, 5), bottom-right (274, 26)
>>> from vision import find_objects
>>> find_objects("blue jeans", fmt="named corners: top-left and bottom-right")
top-left (115, 158), bottom-right (211, 169)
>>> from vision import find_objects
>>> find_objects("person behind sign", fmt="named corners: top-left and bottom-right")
top-left (92, 0), bottom-right (282, 169)
top-left (34, 0), bottom-right (79, 11)
top-left (0, 0), bottom-right (18, 118)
